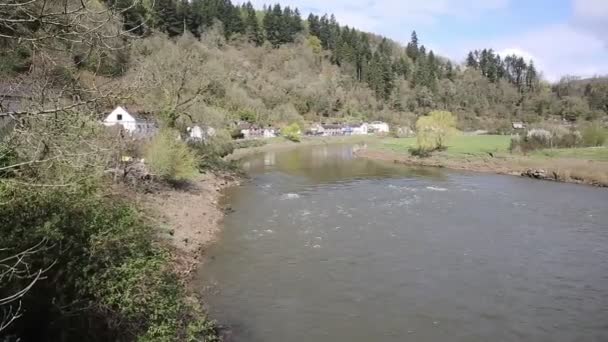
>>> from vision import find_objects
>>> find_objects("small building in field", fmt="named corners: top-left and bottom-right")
top-left (103, 106), bottom-right (156, 136)
top-left (512, 122), bottom-right (525, 129)
top-left (369, 121), bottom-right (390, 134)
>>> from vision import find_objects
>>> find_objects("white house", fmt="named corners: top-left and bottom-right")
top-left (237, 122), bottom-right (277, 139)
top-left (263, 127), bottom-right (277, 138)
top-left (369, 121), bottom-right (390, 134)
top-left (350, 123), bottom-right (369, 135)
top-left (512, 122), bottom-right (525, 129)
top-left (188, 125), bottom-right (216, 142)
top-left (321, 124), bottom-right (344, 136)
top-left (103, 106), bottom-right (156, 136)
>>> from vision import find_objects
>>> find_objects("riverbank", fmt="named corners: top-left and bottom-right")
top-left (358, 136), bottom-right (608, 187)
top-left (140, 172), bottom-right (239, 280)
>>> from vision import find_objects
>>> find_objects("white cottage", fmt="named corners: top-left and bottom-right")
top-left (512, 122), bottom-right (525, 129)
top-left (187, 125), bottom-right (216, 142)
top-left (369, 121), bottom-right (390, 134)
top-left (350, 123), bottom-right (369, 135)
top-left (103, 106), bottom-right (156, 136)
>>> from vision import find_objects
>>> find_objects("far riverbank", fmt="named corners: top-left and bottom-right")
top-left (358, 136), bottom-right (608, 187)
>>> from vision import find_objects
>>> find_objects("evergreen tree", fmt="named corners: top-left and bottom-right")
top-left (244, 2), bottom-right (263, 45)
top-left (526, 60), bottom-right (538, 91)
top-left (308, 14), bottom-right (321, 37)
top-left (466, 51), bottom-right (478, 69)
top-left (445, 61), bottom-right (455, 81)
top-left (406, 30), bottom-right (419, 61)
top-left (188, 0), bottom-right (204, 36)
top-left (263, 4), bottom-right (283, 46)
top-left (155, 0), bottom-right (182, 37)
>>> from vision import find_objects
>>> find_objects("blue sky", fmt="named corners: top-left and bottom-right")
top-left (240, 0), bottom-right (608, 81)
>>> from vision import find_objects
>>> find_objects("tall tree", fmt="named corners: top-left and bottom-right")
top-left (406, 30), bottom-right (419, 61)
top-left (244, 1), bottom-right (263, 45)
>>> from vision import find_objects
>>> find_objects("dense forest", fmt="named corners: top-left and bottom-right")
top-left (0, 1), bottom-right (607, 340)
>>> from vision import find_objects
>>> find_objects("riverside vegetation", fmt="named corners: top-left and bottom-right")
top-left (1, 0), bottom-right (608, 341)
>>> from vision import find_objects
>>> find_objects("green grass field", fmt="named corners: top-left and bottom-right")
top-left (374, 135), bottom-right (608, 161)
top-left (529, 147), bottom-right (608, 161)
top-left (375, 135), bottom-right (511, 156)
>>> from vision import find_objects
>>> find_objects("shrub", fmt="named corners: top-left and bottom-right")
top-left (281, 123), bottom-right (302, 142)
top-left (0, 183), bottom-right (219, 341)
top-left (581, 125), bottom-right (607, 147)
top-left (145, 130), bottom-right (198, 182)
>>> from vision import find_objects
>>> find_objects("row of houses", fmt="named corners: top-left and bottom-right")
top-left (307, 122), bottom-right (390, 137)
top-left (103, 107), bottom-right (391, 141)
top-left (102, 106), bottom-right (214, 141)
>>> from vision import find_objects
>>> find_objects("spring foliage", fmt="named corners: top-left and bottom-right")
top-left (145, 130), bottom-right (199, 182)
top-left (415, 111), bottom-right (458, 151)
top-left (281, 123), bottom-right (302, 142)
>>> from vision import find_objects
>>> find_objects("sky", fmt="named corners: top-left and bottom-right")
top-left (240, 0), bottom-right (608, 82)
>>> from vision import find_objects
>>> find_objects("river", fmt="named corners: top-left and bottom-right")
top-left (197, 144), bottom-right (608, 342)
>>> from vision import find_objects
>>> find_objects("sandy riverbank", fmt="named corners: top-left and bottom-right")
top-left (357, 148), bottom-right (608, 187)
top-left (139, 172), bottom-right (240, 280)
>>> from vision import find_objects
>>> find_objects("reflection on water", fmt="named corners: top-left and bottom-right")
top-left (242, 144), bottom-right (446, 184)
top-left (198, 144), bottom-right (608, 342)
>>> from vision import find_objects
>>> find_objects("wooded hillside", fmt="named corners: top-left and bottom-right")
top-left (2, 0), bottom-right (607, 131)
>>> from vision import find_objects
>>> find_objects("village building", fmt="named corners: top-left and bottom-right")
top-left (348, 123), bottom-right (369, 135)
top-left (187, 125), bottom-right (216, 142)
top-left (103, 106), bottom-right (157, 136)
top-left (238, 122), bottom-right (277, 139)
top-left (512, 122), bottom-right (525, 129)
top-left (321, 124), bottom-right (344, 136)
top-left (307, 123), bottom-right (325, 136)
top-left (368, 121), bottom-right (390, 134)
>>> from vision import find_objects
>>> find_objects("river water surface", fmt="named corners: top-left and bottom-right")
top-left (197, 144), bottom-right (608, 342)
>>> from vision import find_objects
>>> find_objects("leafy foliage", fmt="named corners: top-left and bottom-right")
top-left (145, 129), bottom-right (199, 182)
top-left (281, 123), bottom-right (302, 142)
top-left (0, 183), bottom-right (218, 341)
top-left (414, 111), bottom-right (458, 153)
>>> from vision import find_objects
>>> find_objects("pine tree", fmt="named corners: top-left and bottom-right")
top-left (188, 0), bottom-right (204, 36)
top-left (526, 60), bottom-right (538, 91)
top-left (445, 61), bottom-right (455, 81)
top-left (319, 14), bottom-right (331, 49)
top-left (263, 4), bottom-right (283, 46)
top-left (155, 0), bottom-right (182, 37)
top-left (466, 51), bottom-right (478, 69)
top-left (244, 2), bottom-right (263, 45)
top-left (307, 14), bottom-right (321, 37)
top-left (406, 30), bottom-right (419, 61)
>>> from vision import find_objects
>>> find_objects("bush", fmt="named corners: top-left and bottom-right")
top-left (581, 125), bottom-right (607, 147)
top-left (145, 130), bottom-right (198, 182)
top-left (281, 123), bottom-right (302, 142)
top-left (0, 183), bottom-right (219, 341)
